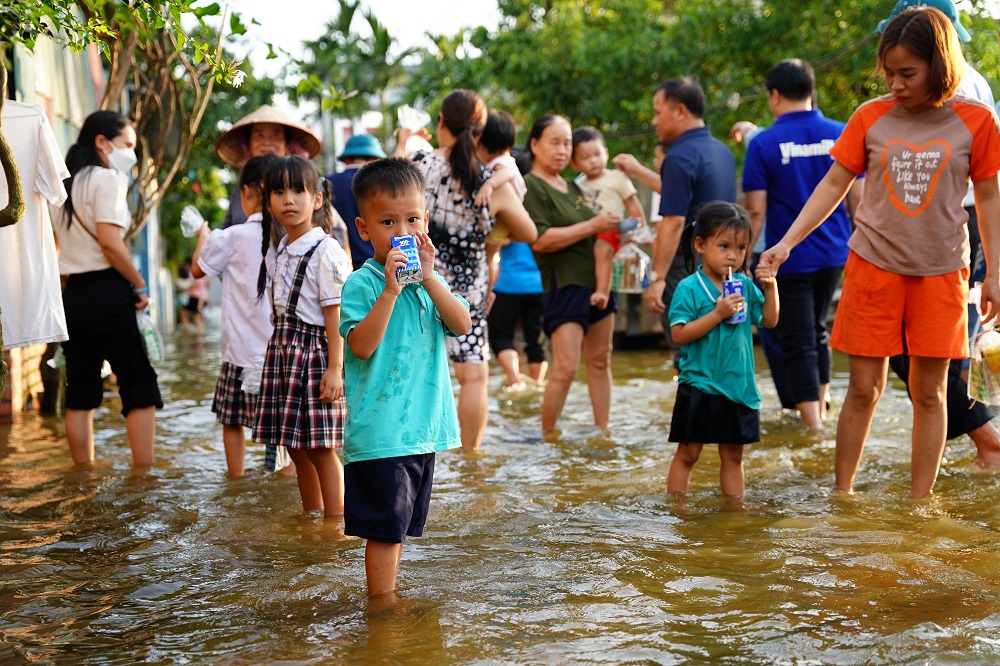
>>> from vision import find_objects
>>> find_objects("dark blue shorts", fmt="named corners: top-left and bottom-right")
top-left (542, 286), bottom-right (617, 336)
top-left (344, 453), bottom-right (435, 544)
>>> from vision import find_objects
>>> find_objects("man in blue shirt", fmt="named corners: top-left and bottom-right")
top-left (742, 59), bottom-right (860, 428)
top-left (643, 77), bottom-right (737, 360)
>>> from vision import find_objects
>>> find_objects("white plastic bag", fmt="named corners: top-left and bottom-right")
top-left (179, 205), bottom-right (206, 238)
top-left (397, 105), bottom-right (434, 154)
top-left (611, 242), bottom-right (651, 294)
top-left (240, 355), bottom-right (265, 395)
top-left (136, 312), bottom-right (163, 363)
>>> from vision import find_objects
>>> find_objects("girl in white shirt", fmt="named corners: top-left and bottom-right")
top-left (191, 155), bottom-right (276, 478)
top-left (252, 156), bottom-right (352, 516)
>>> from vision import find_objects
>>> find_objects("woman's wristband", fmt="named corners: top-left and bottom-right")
top-left (133, 286), bottom-right (148, 294)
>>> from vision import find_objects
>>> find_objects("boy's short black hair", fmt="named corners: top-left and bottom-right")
top-left (571, 125), bottom-right (605, 155)
top-left (352, 157), bottom-right (426, 211)
top-left (479, 110), bottom-right (517, 155)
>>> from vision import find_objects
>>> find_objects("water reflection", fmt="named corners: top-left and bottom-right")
top-left (1, 309), bottom-right (999, 663)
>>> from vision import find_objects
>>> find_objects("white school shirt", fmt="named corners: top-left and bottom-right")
top-left (196, 212), bottom-right (273, 367)
top-left (0, 101), bottom-right (69, 348)
top-left (54, 166), bottom-right (130, 275)
top-left (266, 226), bottom-right (351, 326)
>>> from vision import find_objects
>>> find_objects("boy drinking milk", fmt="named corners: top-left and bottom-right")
top-left (341, 158), bottom-right (472, 597)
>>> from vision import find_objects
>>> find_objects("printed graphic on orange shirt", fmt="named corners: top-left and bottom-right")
top-left (881, 140), bottom-right (951, 217)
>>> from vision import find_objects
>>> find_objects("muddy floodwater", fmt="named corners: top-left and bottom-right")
top-left (2, 309), bottom-right (999, 664)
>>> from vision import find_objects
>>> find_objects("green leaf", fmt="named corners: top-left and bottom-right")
top-left (193, 2), bottom-right (221, 18)
top-left (229, 13), bottom-right (247, 36)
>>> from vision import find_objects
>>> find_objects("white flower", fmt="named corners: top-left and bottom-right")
top-left (231, 70), bottom-right (247, 88)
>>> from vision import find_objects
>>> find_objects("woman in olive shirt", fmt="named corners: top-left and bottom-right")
top-left (523, 115), bottom-right (621, 434)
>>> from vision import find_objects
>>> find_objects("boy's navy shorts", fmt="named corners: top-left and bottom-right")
top-left (542, 286), bottom-right (617, 336)
top-left (344, 453), bottom-right (435, 544)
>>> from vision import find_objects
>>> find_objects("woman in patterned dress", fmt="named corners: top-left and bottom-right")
top-left (397, 89), bottom-right (536, 450)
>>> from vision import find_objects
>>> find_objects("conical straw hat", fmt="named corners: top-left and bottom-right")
top-left (215, 104), bottom-right (322, 167)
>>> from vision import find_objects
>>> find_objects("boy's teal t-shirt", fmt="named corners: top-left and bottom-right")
top-left (668, 268), bottom-right (765, 409)
top-left (340, 260), bottom-right (468, 464)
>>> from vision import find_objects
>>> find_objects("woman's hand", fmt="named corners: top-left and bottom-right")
top-left (589, 212), bottom-right (621, 235)
top-left (981, 275), bottom-right (1000, 326)
top-left (590, 290), bottom-right (610, 309)
top-left (394, 127), bottom-right (433, 157)
top-left (133, 281), bottom-right (149, 311)
top-left (756, 241), bottom-right (791, 282)
top-left (320, 367), bottom-right (343, 402)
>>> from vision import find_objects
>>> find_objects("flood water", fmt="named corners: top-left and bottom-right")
top-left (2, 308), bottom-right (1000, 665)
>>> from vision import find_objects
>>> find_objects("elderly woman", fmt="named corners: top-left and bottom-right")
top-left (215, 105), bottom-right (321, 228)
top-left (521, 115), bottom-right (620, 434)
top-left (397, 89), bottom-right (536, 450)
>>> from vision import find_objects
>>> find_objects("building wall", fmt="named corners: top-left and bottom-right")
top-left (1, 344), bottom-right (49, 422)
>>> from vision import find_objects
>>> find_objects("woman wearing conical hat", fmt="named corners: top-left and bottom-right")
top-left (215, 105), bottom-right (321, 228)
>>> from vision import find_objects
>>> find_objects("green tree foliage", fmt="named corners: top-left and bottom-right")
top-left (1, 0), bottom-right (253, 236)
top-left (403, 0), bottom-right (1000, 164)
top-left (292, 0), bottom-right (414, 138)
top-left (159, 58), bottom-right (276, 268)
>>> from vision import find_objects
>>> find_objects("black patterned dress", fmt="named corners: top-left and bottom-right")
top-left (412, 150), bottom-right (495, 363)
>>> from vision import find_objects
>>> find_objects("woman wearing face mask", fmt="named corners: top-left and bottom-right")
top-left (54, 110), bottom-right (163, 468)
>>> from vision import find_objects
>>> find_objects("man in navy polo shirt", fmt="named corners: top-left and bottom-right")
top-left (742, 59), bottom-right (861, 429)
top-left (643, 77), bottom-right (737, 360)
top-left (326, 134), bottom-right (386, 271)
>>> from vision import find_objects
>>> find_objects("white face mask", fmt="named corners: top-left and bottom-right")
top-left (104, 142), bottom-right (137, 173)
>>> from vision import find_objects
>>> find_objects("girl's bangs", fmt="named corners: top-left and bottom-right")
top-left (263, 158), bottom-right (309, 194)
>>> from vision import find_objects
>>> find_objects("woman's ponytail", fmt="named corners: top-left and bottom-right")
top-left (439, 89), bottom-right (487, 199)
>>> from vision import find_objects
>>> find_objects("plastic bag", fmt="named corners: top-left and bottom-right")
top-left (398, 104), bottom-right (430, 130)
top-left (136, 312), bottom-right (163, 363)
top-left (264, 444), bottom-right (292, 473)
top-left (179, 205), bottom-right (206, 238)
top-left (240, 355), bottom-right (265, 395)
top-left (397, 105), bottom-right (434, 154)
top-left (611, 242), bottom-right (651, 294)
top-left (968, 284), bottom-right (1000, 405)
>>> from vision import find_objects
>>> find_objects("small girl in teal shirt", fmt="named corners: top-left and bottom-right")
top-left (667, 201), bottom-right (779, 497)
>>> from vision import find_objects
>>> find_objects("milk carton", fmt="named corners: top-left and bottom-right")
top-left (391, 234), bottom-right (423, 285)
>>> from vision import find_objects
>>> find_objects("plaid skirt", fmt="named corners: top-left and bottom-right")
top-left (212, 362), bottom-right (259, 428)
top-left (252, 315), bottom-right (345, 452)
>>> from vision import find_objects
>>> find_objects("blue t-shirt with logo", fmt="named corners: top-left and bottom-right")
top-left (742, 109), bottom-right (857, 275)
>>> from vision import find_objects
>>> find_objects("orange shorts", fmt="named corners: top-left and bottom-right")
top-left (831, 251), bottom-right (968, 359)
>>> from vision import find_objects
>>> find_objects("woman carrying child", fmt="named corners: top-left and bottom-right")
top-left (191, 154), bottom-right (277, 478)
top-left (253, 156), bottom-right (352, 516)
top-left (667, 202), bottom-right (778, 497)
top-left (396, 89), bottom-right (536, 450)
top-left (522, 115), bottom-right (621, 434)
top-left (758, 6), bottom-right (1000, 498)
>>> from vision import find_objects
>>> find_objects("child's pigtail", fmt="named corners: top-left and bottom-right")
top-left (256, 209), bottom-right (272, 302)
top-left (681, 221), bottom-right (698, 275)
